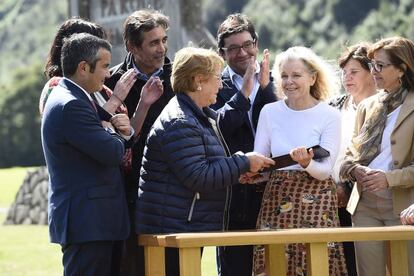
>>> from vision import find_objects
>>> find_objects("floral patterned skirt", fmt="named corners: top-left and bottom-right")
top-left (253, 170), bottom-right (348, 276)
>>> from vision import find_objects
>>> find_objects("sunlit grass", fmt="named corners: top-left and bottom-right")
top-left (0, 167), bottom-right (34, 208)
top-left (0, 167), bottom-right (218, 275)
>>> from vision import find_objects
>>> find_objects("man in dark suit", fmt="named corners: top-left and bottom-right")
top-left (41, 33), bottom-right (131, 276)
top-left (211, 13), bottom-right (277, 276)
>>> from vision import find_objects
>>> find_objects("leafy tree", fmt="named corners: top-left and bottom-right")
top-left (0, 0), bottom-right (67, 87)
top-left (351, 0), bottom-right (414, 43)
top-left (243, 0), bottom-right (348, 58)
top-left (0, 63), bottom-right (46, 167)
top-left (203, 0), bottom-right (247, 39)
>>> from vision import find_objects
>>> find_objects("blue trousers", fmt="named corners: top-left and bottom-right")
top-left (61, 240), bottom-right (122, 276)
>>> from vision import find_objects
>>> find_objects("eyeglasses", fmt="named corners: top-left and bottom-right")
top-left (368, 61), bottom-right (393, 72)
top-left (221, 40), bottom-right (256, 55)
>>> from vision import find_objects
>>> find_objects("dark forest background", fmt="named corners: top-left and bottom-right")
top-left (1, 0), bottom-right (413, 167)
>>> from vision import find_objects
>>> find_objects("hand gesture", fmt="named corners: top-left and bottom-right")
top-left (245, 152), bottom-right (275, 173)
top-left (258, 49), bottom-right (270, 89)
top-left (140, 76), bottom-right (164, 106)
top-left (241, 56), bottom-right (256, 98)
top-left (110, 113), bottom-right (132, 136)
top-left (401, 204), bottom-right (414, 225)
top-left (290, 147), bottom-right (313, 168)
top-left (112, 69), bottom-right (137, 101)
top-left (351, 165), bottom-right (371, 183)
top-left (359, 169), bottom-right (388, 192)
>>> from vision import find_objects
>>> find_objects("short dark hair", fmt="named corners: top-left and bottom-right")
top-left (61, 33), bottom-right (111, 77)
top-left (123, 9), bottom-right (169, 49)
top-left (45, 17), bottom-right (106, 78)
top-left (217, 13), bottom-right (258, 54)
top-left (338, 42), bottom-right (371, 71)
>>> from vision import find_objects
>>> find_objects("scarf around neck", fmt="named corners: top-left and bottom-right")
top-left (352, 86), bottom-right (408, 166)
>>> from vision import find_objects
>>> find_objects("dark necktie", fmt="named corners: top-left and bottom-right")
top-left (90, 99), bottom-right (98, 113)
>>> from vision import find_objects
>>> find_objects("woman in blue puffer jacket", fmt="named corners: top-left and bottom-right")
top-left (135, 47), bottom-right (274, 276)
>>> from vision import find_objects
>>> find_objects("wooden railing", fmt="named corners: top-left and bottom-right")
top-left (139, 225), bottom-right (414, 276)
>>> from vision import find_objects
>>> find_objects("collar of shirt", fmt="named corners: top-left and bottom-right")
top-left (64, 77), bottom-right (93, 101)
top-left (132, 61), bottom-right (163, 81)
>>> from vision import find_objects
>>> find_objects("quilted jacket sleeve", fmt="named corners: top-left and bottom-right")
top-left (154, 118), bottom-right (250, 192)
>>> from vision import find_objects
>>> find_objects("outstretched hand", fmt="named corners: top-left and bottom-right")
top-left (140, 76), bottom-right (164, 106)
top-left (245, 152), bottom-right (275, 173)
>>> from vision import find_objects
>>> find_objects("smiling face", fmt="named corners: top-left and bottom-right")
top-left (129, 26), bottom-right (168, 75)
top-left (279, 58), bottom-right (316, 101)
top-left (84, 48), bottom-right (111, 93)
top-left (341, 59), bottom-right (375, 97)
top-left (221, 31), bottom-right (258, 76)
top-left (370, 49), bottom-right (403, 92)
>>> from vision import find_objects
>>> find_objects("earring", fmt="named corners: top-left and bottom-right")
top-left (197, 86), bottom-right (202, 91)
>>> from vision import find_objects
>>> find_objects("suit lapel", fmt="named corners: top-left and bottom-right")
top-left (59, 78), bottom-right (100, 120)
top-left (220, 69), bottom-right (238, 102)
top-left (393, 91), bottom-right (414, 132)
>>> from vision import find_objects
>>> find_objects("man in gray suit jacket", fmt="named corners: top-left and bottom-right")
top-left (41, 33), bottom-right (132, 276)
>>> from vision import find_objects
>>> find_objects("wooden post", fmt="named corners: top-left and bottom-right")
top-left (266, 244), bottom-right (286, 276)
top-left (389, 240), bottom-right (408, 276)
top-left (144, 246), bottom-right (165, 276)
top-left (179, 247), bottom-right (201, 276)
top-left (306, 242), bottom-right (329, 276)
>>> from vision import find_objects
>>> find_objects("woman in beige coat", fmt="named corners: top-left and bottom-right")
top-left (340, 37), bottom-right (414, 276)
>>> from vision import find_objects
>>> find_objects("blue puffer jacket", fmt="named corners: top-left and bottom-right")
top-left (135, 93), bottom-right (250, 234)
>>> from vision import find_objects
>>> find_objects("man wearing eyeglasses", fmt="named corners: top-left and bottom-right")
top-left (211, 13), bottom-right (277, 276)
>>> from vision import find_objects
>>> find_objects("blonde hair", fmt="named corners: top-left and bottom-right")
top-left (171, 47), bottom-right (224, 93)
top-left (273, 46), bottom-right (340, 101)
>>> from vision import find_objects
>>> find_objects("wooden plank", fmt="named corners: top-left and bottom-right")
top-left (389, 240), bottom-right (408, 276)
top-left (265, 244), bottom-right (286, 276)
top-left (139, 234), bottom-right (167, 246)
top-left (144, 246), bottom-right (165, 276)
top-left (158, 226), bottom-right (414, 248)
top-left (306, 242), bottom-right (329, 276)
top-left (179, 247), bottom-right (201, 276)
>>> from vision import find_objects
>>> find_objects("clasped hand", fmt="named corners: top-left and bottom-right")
top-left (351, 165), bottom-right (388, 192)
top-left (109, 114), bottom-right (132, 136)
top-left (400, 203), bottom-right (414, 225)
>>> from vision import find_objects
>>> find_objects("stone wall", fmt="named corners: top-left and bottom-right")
top-left (4, 167), bottom-right (48, 225)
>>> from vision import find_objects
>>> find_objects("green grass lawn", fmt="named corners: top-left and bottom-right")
top-left (0, 167), bottom-right (218, 275)
top-left (0, 167), bottom-right (35, 208)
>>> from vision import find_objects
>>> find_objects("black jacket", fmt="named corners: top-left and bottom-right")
top-left (105, 53), bottom-right (175, 203)
top-left (210, 67), bottom-right (277, 227)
